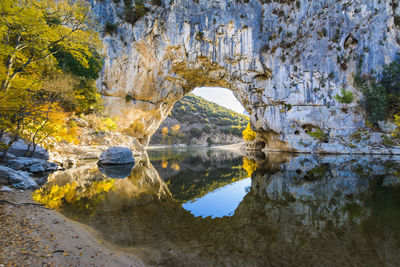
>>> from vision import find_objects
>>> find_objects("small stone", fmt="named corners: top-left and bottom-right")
top-left (0, 185), bottom-right (12, 191)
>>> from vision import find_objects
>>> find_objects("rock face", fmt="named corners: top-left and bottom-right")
top-left (98, 147), bottom-right (135, 165)
top-left (88, 0), bottom-right (400, 153)
top-left (0, 166), bottom-right (38, 189)
top-left (49, 128), bottom-right (144, 165)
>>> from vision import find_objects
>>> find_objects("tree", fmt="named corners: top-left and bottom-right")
top-left (171, 124), bottom-right (181, 133)
top-left (0, 0), bottom-right (102, 157)
top-left (161, 127), bottom-right (168, 144)
top-left (0, 0), bottom-right (101, 92)
top-left (242, 123), bottom-right (256, 141)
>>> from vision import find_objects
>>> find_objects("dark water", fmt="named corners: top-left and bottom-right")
top-left (34, 148), bottom-right (400, 266)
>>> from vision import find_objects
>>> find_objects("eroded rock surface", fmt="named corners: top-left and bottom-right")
top-left (88, 0), bottom-right (400, 153)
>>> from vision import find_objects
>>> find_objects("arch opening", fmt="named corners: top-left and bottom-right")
top-left (149, 86), bottom-right (250, 147)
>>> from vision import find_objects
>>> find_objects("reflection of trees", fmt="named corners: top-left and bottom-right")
top-left (33, 180), bottom-right (115, 211)
top-left (150, 149), bottom-right (249, 202)
top-left (242, 157), bottom-right (257, 176)
top-left (35, 151), bottom-right (400, 266)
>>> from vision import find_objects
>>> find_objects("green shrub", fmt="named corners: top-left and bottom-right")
top-left (308, 128), bottom-right (328, 142)
top-left (151, 0), bottom-right (162, 6)
top-left (334, 88), bottom-right (354, 104)
top-left (195, 31), bottom-right (204, 41)
top-left (362, 83), bottom-right (389, 125)
top-left (104, 21), bottom-right (118, 35)
top-left (52, 46), bottom-right (103, 114)
top-left (123, 0), bottom-right (148, 25)
top-left (394, 15), bottom-right (400, 27)
top-left (356, 54), bottom-right (400, 125)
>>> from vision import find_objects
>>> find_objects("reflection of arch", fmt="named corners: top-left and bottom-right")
top-left (41, 152), bottom-right (400, 266)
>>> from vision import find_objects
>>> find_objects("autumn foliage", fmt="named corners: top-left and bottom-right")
top-left (0, 0), bottom-right (103, 156)
top-left (242, 123), bottom-right (257, 141)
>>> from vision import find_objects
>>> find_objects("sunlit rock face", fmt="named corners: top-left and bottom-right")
top-left (89, 0), bottom-right (400, 152)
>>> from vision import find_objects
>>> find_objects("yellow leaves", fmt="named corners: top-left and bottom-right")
top-left (161, 160), bottom-right (168, 168)
top-left (171, 124), bottom-right (181, 133)
top-left (0, 0), bottom-right (102, 91)
top-left (242, 122), bottom-right (257, 141)
top-left (83, 114), bottom-right (118, 132)
top-left (391, 114), bottom-right (400, 140)
top-left (162, 127), bottom-right (169, 136)
top-left (171, 163), bottom-right (180, 171)
top-left (242, 157), bottom-right (258, 177)
top-left (22, 104), bottom-right (79, 147)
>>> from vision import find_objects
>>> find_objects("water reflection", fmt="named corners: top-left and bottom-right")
top-left (148, 148), bottom-right (250, 204)
top-left (98, 163), bottom-right (134, 178)
top-left (183, 178), bottom-right (252, 218)
top-left (34, 149), bottom-right (400, 266)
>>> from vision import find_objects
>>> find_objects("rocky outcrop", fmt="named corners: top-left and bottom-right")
top-left (98, 147), bottom-right (135, 165)
top-left (7, 157), bottom-right (58, 173)
top-left (49, 127), bottom-right (144, 165)
top-left (4, 138), bottom-right (49, 159)
top-left (87, 0), bottom-right (400, 153)
top-left (0, 166), bottom-right (38, 189)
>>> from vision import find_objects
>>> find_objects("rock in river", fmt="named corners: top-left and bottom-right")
top-left (98, 147), bottom-right (135, 165)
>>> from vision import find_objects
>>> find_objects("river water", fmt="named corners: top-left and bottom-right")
top-left (34, 148), bottom-right (400, 266)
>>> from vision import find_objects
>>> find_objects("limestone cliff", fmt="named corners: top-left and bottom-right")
top-left (89, 0), bottom-right (400, 153)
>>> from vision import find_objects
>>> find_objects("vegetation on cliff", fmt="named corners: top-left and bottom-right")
top-left (356, 54), bottom-right (400, 126)
top-left (150, 93), bottom-right (249, 145)
top-left (0, 0), bottom-right (104, 156)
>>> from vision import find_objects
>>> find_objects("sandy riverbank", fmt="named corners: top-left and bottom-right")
top-left (0, 190), bottom-right (145, 267)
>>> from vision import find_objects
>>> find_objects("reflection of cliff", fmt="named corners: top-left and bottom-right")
top-left (149, 149), bottom-right (249, 202)
top-left (37, 152), bottom-right (400, 266)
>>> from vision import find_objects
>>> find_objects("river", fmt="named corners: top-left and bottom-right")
top-left (34, 148), bottom-right (400, 266)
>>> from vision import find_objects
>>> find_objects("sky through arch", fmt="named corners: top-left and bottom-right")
top-left (192, 87), bottom-right (245, 114)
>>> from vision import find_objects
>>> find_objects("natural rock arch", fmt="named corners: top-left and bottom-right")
top-left (90, 0), bottom-right (400, 153)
